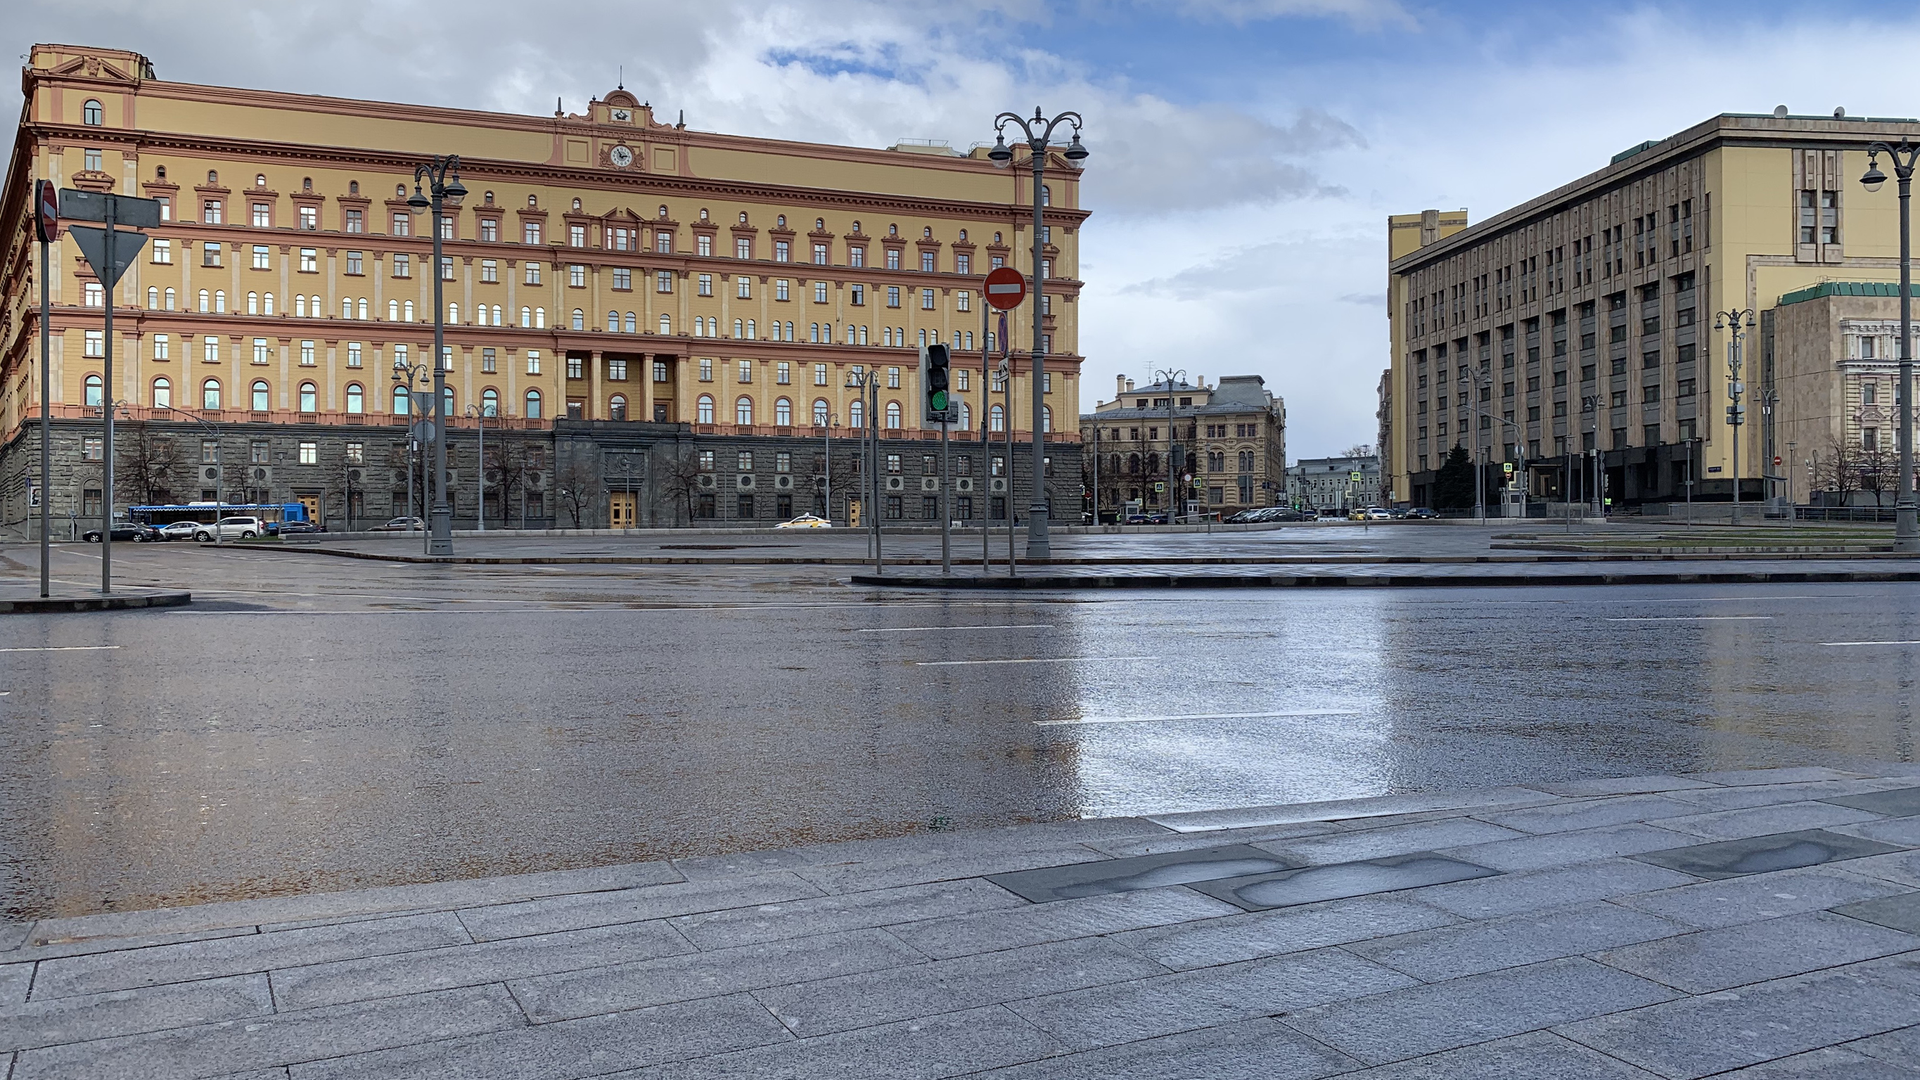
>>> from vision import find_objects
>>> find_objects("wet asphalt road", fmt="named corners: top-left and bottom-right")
top-left (3, 537), bottom-right (1919, 919)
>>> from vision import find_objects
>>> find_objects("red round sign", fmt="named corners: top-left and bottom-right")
top-left (34, 180), bottom-right (57, 243)
top-left (983, 266), bottom-right (1026, 310)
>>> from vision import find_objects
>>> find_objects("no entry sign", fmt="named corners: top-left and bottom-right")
top-left (984, 266), bottom-right (1026, 310)
top-left (34, 180), bottom-right (56, 243)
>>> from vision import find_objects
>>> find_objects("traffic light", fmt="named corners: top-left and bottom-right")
top-left (920, 344), bottom-right (952, 425)
top-left (1725, 403), bottom-right (1745, 427)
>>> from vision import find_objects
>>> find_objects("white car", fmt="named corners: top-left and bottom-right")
top-left (775, 513), bottom-right (832, 529)
top-left (156, 521), bottom-right (202, 540)
top-left (195, 516), bottom-right (264, 542)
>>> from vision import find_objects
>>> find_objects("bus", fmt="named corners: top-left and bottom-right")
top-left (128, 502), bottom-right (310, 533)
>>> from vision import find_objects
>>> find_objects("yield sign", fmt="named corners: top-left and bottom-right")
top-left (67, 226), bottom-right (147, 291)
top-left (984, 266), bottom-right (1026, 310)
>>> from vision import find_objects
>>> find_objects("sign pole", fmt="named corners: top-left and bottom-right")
top-left (101, 196), bottom-right (114, 594)
top-left (941, 416), bottom-right (951, 576)
top-left (980, 301), bottom-right (989, 572)
top-left (37, 182), bottom-right (53, 598)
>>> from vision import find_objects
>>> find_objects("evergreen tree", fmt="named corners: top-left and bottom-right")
top-left (1432, 444), bottom-right (1475, 510)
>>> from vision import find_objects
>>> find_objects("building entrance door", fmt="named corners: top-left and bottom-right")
top-left (609, 492), bottom-right (637, 529)
top-left (295, 492), bottom-right (321, 523)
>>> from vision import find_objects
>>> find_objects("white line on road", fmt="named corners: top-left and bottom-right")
top-left (912, 655), bottom-right (1156, 666)
top-left (855, 624), bottom-right (1053, 633)
top-left (1821, 640), bottom-right (1920, 647)
top-left (1036, 709), bottom-right (1361, 727)
top-left (0, 645), bottom-right (122, 653)
top-left (1605, 616), bottom-right (1775, 622)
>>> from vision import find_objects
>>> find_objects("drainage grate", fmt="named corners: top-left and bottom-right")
top-left (1187, 852), bottom-right (1501, 912)
top-left (987, 844), bottom-right (1298, 903)
top-left (1823, 786), bottom-right (1920, 818)
top-left (1631, 829), bottom-right (1904, 880)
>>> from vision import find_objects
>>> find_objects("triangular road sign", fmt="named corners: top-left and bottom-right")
top-left (67, 226), bottom-right (147, 291)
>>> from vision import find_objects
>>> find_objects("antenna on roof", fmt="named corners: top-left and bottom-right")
top-left (676, 110), bottom-right (686, 130)
top-left (618, 65), bottom-right (624, 91)
top-left (555, 96), bottom-right (563, 117)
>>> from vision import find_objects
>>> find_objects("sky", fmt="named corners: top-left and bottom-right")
top-left (9, 0), bottom-right (1920, 458)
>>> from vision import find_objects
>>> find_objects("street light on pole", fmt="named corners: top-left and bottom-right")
top-left (392, 355), bottom-right (433, 546)
top-left (1862, 143), bottom-right (1920, 551)
top-left (1153, 367), bottom-right (1185, 523)
top-left (408, 155), bottom-right (466, 556)
top-left (989, 107), bottom-right (1088, 558)
top-left (466, 402), bottom-right (492, 531)
top-left (1714, 307), bottom-right (1756, 526)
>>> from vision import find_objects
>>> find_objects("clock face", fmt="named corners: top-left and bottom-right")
top-left (609, 145), bottom-right (634, 168)
top-left (611, 108), bottom-right (632, 122)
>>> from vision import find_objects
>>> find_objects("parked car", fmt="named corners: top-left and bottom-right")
top-left (1405, 507), bottom-right (1440, 519)
top-left (277, 520), bottom-right (322, 535)
top-left (195, 516), bottom-right (265, 542)
top-left (1125, 512), bottom-right (1170, 525)
top-left (373, 517), bottom-right (426, 532)
top-left (775, 513), bottom-right (832, 529)
top-left (82, 522), bottom-right (153, 543)
top-left (1365, 507), bottom-right (1393, 520)
top-left (1224, 509), bottom-right (1263, 524)
top-left (155, 521), bottom-right (202, 541)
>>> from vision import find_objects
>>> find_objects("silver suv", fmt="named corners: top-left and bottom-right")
top-left (196, 516), bottom-right (264, 542)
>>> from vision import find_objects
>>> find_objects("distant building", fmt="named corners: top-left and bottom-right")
top-left (1376, 368), bottom-right (1393, 502)
top-left (1082, 374), bottom-right (1285, 521)
top-left (1288, 455), bottom-right (1381, 512)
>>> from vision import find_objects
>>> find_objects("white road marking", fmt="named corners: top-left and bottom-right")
top-left (912, 655), bottom-right (1156, 666)
top-left (1606, 616), bottom-right (1774, 622)
top-left (1822, 640), bottom-right (1920, 647)
top-left (855, 624), bottom-right (1053, 633)
top-left (0, 645), bottom-right (122, 653)
top-left (1037, 709), bottom-right (1361, 727)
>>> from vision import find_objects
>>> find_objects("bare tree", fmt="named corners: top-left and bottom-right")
top-left (1342, 443), bottom-right (1377, 459)
top-left (483, 439), bottom-right (526, 527)
top-left (659, 452), bottom-right (703, 526)
top-left (1822, 436), bottom-right (1862, 506)
top-left (552, 454), bottom-right (596, 528)
top-left (120, 422), bottom-right (178, 507)
top-left (1859, 440), bottom-right (1894, 508)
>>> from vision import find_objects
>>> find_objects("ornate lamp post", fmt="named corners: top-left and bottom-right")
top-left (1863, 143), bottom-right (1919, 550)
top-left (1714, 307), bottom-right (1756, 525)
top-left (392, 354), bottom-right (433, 547)
top-left (407, 156), bottom-right (467, 555)
top-left (1153, 367), bottom-right (1186, 522)
top-left (466, 401), bottom-right (493, 531)
top-left (988, 108), bottom-right (1088, 557)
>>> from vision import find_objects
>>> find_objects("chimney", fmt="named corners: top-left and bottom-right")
top-left (1125, 378), bottom-right (1135, 392)
top-left (1117, 374), bottom-right (1127, 396)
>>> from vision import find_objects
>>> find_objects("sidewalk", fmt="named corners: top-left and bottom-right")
top-left (0, 583), bottom-right (189, 614)
top-left (4, 765), bottom-right (1919, 1078)
top-left (855, 559), bottom-right (1920, 589)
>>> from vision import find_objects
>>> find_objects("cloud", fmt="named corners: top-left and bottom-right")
top-left (1085, 102), bottom-right (1363, 215)
top-left (1160, 0), bottom-right (1417, 29)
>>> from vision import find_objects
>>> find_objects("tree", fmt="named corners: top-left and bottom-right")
top-left (1343, 443), bottom-right (1376, 460)
top-left (552, 454), bottom-right (596, 528)
top-left (483, 439), bottom-right (527, 527)
top-left (1858, 440), bottom-right (1893, 508)
top-left (659, 452), bottom-right (704, 526)
top-left (1431, 444), bottom-right (1475, 510)
top-left (1821, 436), bottom-right (1862, 506)
top-left (120, 422), bottom-right (178, 507)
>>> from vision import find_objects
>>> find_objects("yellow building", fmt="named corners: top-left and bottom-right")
top-left (1, 43), bottom-right (1086, 531)
top-left (1386, 111), bottom-right (1920, 511)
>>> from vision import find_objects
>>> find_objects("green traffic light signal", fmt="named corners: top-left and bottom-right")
top-left (931, 390), bottom-right (948, 411)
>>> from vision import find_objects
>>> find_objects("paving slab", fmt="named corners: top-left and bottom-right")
top-left (791, 844), bottom-right (1113, 894)
top-left (30, 912), bottom-right (471, 999)
top-left (1411, 857), bottom-right (1698, 921)
top-left (1078, 821), bottom-right (1340, 857)
top-left (1256, 819), bottom-right (1525, 864)
top-left (1845, 1024), bottom-right (1920, 1067)
top-left (0, 973), bottom-right (271, 1053)
top-left (1834, 891), bottom-right (1920, 935)
top-left (1708, 1045), bottom-right (1920, 1078)
top-left (509, 927), bottom-right (924, 1022)
top-left (1827, 786), bottom-right (1920, 818)
top-left (887, 885), bottom-right (1237, 961)
top-left (1438, 823), bottom-right (1700, 873)
top-left (1615, 865), bottom-right (1911, 929)
top-left (1632, 828), bottom-right (1906, 880)
top-left (1307, 1029), bottom-right (1663, 1078)
top-left (984, 844), bottom-right (1293, 903)
top-left (1146, 787), bottom-right (1559, 833)
top-left (0, 925), bottom-right (27, 954)
top-left (1526, 774), bottom-right (1719, 798)
top-left (668, 878), bottom-right (1023, 949)
top-left (606, 1004), bottom-right (1059, 1080)
top-left (0, 964), bottom-right (29, 1007)
top-left (9, 926), bottom-right (260, 964)
top-left (1555, 951), bottom-right (1920, 1079)
top-left (1595, 910), bottom-right (1920, 993)
top-left (1651, 802), bottom-right (1886, 841)
top-left (1657, 777), bottom-right (1920, 812)
top-left (1282, 956), bottom-right (1677, 1065)
top-left (1476, 794), bottom-right (1706, 835)
top-left (12, 983), bottom-right (526, 1080)
top-left (1344, 901), bottom-right (1687, 982)
top-left (1111, 894), bottom-right (1459, 971)
top-left (963, 1016), bottom-right (1360, 1080)
top-left (1847, 848), bottom-right (1920, 887)
top-left (1190, 853), bottom-right (1501, 912)
top-left (453, 871), bottom-right (823, 942)
top-left (287, 992), bottom-right (790, 1080)
top-left (1835, 817), bottom-right (1920, 847)
top-left (752, 936), bottom-right (1166, 1036)
top-left (1007, 947), bottom-right (1416, 1052)
top-left (269, 918), bottom-right (692, 1011)
top-left (1684, 766), bottom-right (1866, 786)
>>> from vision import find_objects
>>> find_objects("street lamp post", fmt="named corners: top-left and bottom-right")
top-left (407, 155), bottom-right (467, 556)
top-left (466, 402), bottom-right (492, 531)
top-left (1714, 307), bottom-right (1756, 526)
top-left (989, 107), bottom-right (1088, 558)
top-left (1154, 367), bottom-right (1185, 523)
top-left (1863, 143), bottom-right (1920, 551)
top-left (846, 366), bottom-right (882, 573)
top-left (392, 356), bottom-right (433, 547)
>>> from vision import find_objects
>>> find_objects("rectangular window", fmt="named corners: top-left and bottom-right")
top-left (440, 255), bottom-right (455, 281)
top-left (612, 267), bottom-right (631, 290)
top-left (347, 342), bottom-right (362, 368)
top-left (251, 441), bottom-right (270, 464)
top-left (776, 361), bottom-right (791, 384)
top-left (567, 356), bottom-right (584, 380)
top-left (922, 288), bottom-right (936, 310)
top-left (481, 348), bottom-right (496, 374)
top-left (251, 245), bottom-right (271, 270)
top-left (886, 249), bottom-right (901, 271)
top-left (851, 285), bottom-right (866, 306)
top-left (735, 238), bottom-right (752, 259)
top-left (299, 205), bottom-right (318, 231)
top-left (480, 259), bottom-right (499, 283)
top-left (345, 442), bottom-right (364, 465)
top-left (699, 358), bottom-right (713, 381)
top-left (523, 221), bottom-right (541, 245)
top-left (480, 218), bottom-right (498, 242)
top-left (656, 270), bottom-right (673, 293)
top-left (299, 248), bottom-right (318, 273)
top-left (83, 330), bottom-right (104, 357)
top-left (886, 453), bottom-right (902, 473)
top-left (957, 290), bottom-right (971, 312)
top-left (253, 338), bottom-right (271, 365)
top-left (738, 360), bottom-right (753, 383)
top-left (656, 231), bottom-right (674, 254)
top-left (251, 202), bottom-right (271, 228)
top-left (737, 277), bottom-right (752, 300)
top-left (343, 208), bottom-right (363, 233)
top-left (569, 224), bottom-right (587, 247)
top-left (202, 242), bottom-right (222, 267)
top-left (155, 197), bottom-right (171, 222)
top-left (569, 264), bottom-right (586, 287)
top-left (526, 350), bottom-right (541, 375)
top-left (153, 334), bottom-right (170, 360)
top-left (775, 279), bottom-right (789, 301)
top-left (204, 338), bottom-right (220, 363)
top-left (609, 359), bottom-right (627, 381)
top-left (653, 360), bottom-right (668, 382)
top-left (850, 247), bottom-right (865, 268)
top-left (392, 253), bottom-right (410, 278)
top-left (956, 253), bottom-right (971, 275)
top-left (203, 199), bottom-right (224, 225)
top-left (887, 286), bottom-right (901, 308)
top-left (83, 436), bottom-right (103, 460)
top-left (391, 212), bottom-right (410, 236)
top-left (298, 442), bottom-right (318, 465)
top-left (698, 274), bottom-right (713, 296)
top-left (300, 340), bottom-right (315, 366)
top-left (814, 281), bottom-right (829, 303)
top-left (345, 251), bottom-right (364, 275)
top-left (151, 239), bottom-right (172, 264)
top-left (920, 251), bottom-right (936, 273)
top-left (813, 243), bottom-right (829, 265)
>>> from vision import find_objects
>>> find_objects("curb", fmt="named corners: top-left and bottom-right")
top-left (849, 569), bottom-right (1920, 589)
top-left (0, 590), bottom-right (192, 613)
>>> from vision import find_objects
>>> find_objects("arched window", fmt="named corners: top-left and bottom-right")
top-left (733, 319), bottom-right (744, 338)
top-left (152, 377), bottom-right (171, 409)
top-left (1146, 452), bottom-right (1160, 475)
top-left (298, 382), bottom-right (317, 412)
top-left (624, 312), bottom-right (636, 334)
top-left (202, 378), bottom-right (221, 410)
top-left (247, 291), bottom-right (259, 315)
top-left (343, 298), bottom-right (354, 319)
top-left (393, 386), bottom-right (410, 415)
top-left (610, 394), bottom-right (627, 421)
top-left (775, 398), bottom-right (792, 425)
top-left (746, 319), bottom-right (756, 340)
top-left (659, 314), bottom-right (672, 334)
top-left (849, 399), bottom-right (864, 428)
top-left (1041, 406), bottom-right (1052, 433)
top-left (524, 389), bottom-right (542, 419)
top-left (520, 305), bottom-right (531, 327)
top-left (251, 380), bottom-right (270, 411)
top-left (606, 310), bottom-right (619, 332)
top-left (147, 286), bottom-right (159, 308)
top-left (481, 388), bottom-right (498, 417)
top-left (295, 295), bottom-right (307, 318)
top-left (492, 305), bottom-right (503, 326)
top-left (345, 383), bottom-right (364, 414)
top-left (83, 99), bottom-right (104, 126)
top-left (813, 399), bottom-right (830, 426)
top-left (442, 386), bottom-right (455, 417)
top-left (990, 404), bottom-right (1005, 432)
top-left (696, 394), bottom-right (715, 424)
top-left (357, 298), bottom-right (369, 319)
top-left (84, 374), bottom-right (104, 407)
top-left (1041, 184), bottom-right (1051, 206)
top-left (885, 401), bottom-right (901, 428)
top-left (1239, 450), bottom-right (1254, 471)
top-left (958, 401), bottom-right (971, 429)
top-left (448, 303), bottom-right (459, 323)
top-left (389, 299), bottom-right (400, 321)
top-left (785, 322), bottom-right (795, 342)
top-left (402, 300), bottom-right (414, 321)
top-left (263, 293), bottom-right (275, 315)
top-left (536, 307), bottom-right (546, 328)
top-left (214, 290), bottom-right (226, 313)
top-left (198, 289), bottom-right (210, 312)
top-left (207, 170), bottom-right (218, 185)
top-left (165, 288), bottom-right (176, 310)
top-left (572, 309), bottom-right (585, 331)
top-left (810, 323), bottom-right (820, 343)
top-left (1127, 453), bottom-right (1140, 475)
top-left (83, 282), bottom-right (104, 307)
top-left (736, 396), bottom-right (754, 425)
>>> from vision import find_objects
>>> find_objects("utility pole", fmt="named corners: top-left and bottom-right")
top-left (1716, 307), bottom-right (1756, 525)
